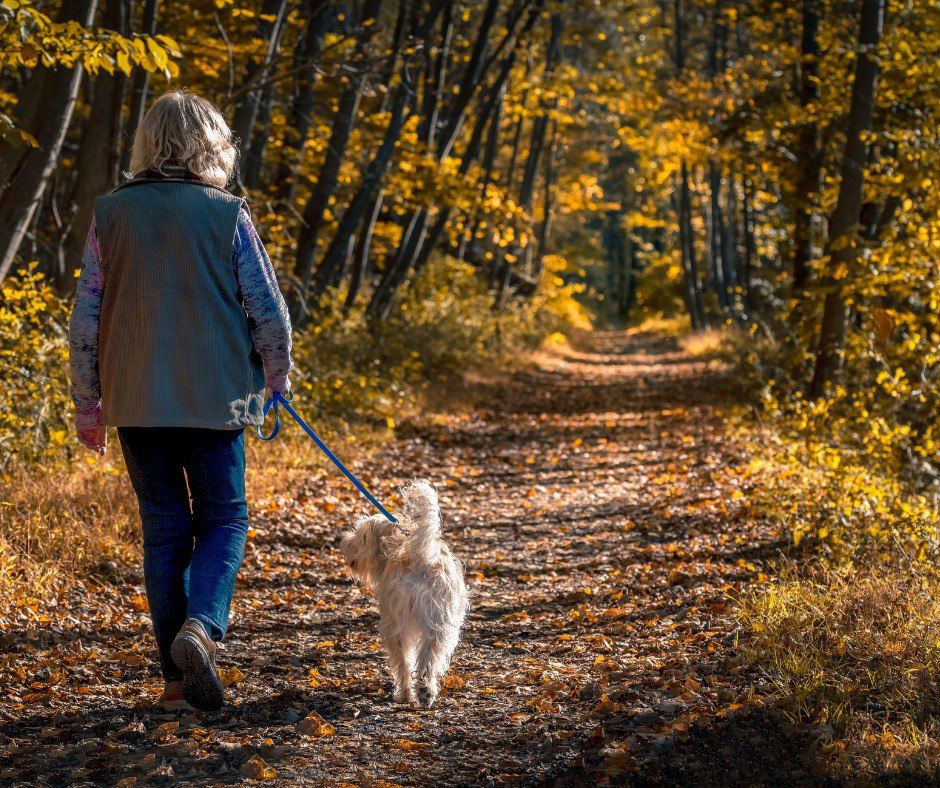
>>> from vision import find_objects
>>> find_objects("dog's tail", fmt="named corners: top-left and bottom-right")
top-left (399, 479), bottom-right (442, 558)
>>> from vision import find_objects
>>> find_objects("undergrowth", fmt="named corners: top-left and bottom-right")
top-left (730, 323), bottom-right (940, 779)
top-left (740, 564), bottom-right (940, 782)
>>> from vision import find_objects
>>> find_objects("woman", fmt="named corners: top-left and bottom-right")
top-left (68, 90), bottom-right (293, 712)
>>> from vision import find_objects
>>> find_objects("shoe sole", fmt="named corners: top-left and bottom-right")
top-left (170, 634), bottom-right (224, 712)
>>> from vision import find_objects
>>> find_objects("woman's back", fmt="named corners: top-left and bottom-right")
top-left (94, 175), bottom-right (264, 429)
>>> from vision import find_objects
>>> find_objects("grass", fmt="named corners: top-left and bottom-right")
top-left (723, 315), bottom-right (940, 781)
top-left (0, 457), bottom-right (138, 612)
top-left (739, 563), bottom-right (940, 781)
top-left (679, 326), bottom-right (732, 360)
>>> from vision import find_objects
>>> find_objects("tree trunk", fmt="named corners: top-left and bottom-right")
top-left (457, 81), bottom-right (505, 263)
top-left (436, 0), bottom-right (499, 159)
top-left (502, 69), bottom-right (530, 192)
top-left (334, 0), bottom-right (413, 279)
top-left (494, 11), bottom-right (561, 291)
top-left (707, 161), bottom-right (728, 310)
top-left (309, 79), bottom-right (415, 313)
top-left (369, 0), bottom-right (455, 315)
top-left (367, 0), bottom-right (544, 319)
top-left (120, 0), bottom-right (161, 175)
top-left (375, 0), bottom-right (496, 303)
top-left (60, 0), bottom-right (128, 293)
top-left (272, 0), bottom-right (335, 204)
top-left (808, 0), bottom-right (885, 398)
top-left (230, 0), bottom-right (290, 185)
top-left (0, 0), bottom-right (99, 282)
top-left (719, 170), bottom-right (740, 321)
top-left (343, 193), bottom-right (384, 312)
top-left (740, 170), bottom-right (758, 317)
top-left (531, 118), bottom-right (558, 280)
top-left (677, 162), bottom-right (706, 330)
top-left (367, 0), bottom-right (545, 318)
top-left (672, 0), bottom-right (705, 329)
top-left (289, 0), bottom-right (386, 318)
top-left (791, 0), bottom-right (820, 303)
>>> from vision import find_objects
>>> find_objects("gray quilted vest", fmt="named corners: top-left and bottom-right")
top-left (94, 175), bottom-right (265, 429)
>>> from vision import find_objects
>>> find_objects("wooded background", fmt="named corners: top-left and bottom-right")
top-left (0, 0), bottom-right (936, 486)
top-left (0, 5), bottom-right (938, 775)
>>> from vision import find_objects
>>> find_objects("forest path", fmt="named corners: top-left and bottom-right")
top-left (0, 330), bottom-right (814, 786)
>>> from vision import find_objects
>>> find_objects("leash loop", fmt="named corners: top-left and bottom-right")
top-left (256, 393), bottom-right (281, 441)
top-left (256, 390), bottom-right (397, 524)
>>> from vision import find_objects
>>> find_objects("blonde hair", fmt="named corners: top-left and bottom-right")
top-left (129, 90), bottom-right (237, 188)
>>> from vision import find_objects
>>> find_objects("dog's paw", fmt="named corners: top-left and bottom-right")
top-left (416, 685), bottom-right (438, 709)
top-left (393, 687), bottom-right (415, 704)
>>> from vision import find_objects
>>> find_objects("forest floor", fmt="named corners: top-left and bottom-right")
top-left (0, 329), bottom-right (826, 786)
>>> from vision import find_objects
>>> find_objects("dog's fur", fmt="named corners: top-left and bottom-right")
top-left (340, 480), bottom-right (468, 707)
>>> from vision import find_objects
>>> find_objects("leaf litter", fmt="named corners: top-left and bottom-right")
top-left (0, 331), bottom-right (816, 785)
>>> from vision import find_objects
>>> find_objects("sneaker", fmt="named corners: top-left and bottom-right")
top-left (170, 618), bottom-right (224, 712)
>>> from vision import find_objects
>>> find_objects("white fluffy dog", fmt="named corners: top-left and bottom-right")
top-left (340, 480), bottom-right (468, 708)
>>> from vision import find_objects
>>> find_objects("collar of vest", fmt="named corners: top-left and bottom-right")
top-left (111, 167), bottom-right (239, 199)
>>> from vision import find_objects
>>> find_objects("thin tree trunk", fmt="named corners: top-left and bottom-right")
top-left (273, 0), bottom-right (335, 204)
top-left (370, 0), bottom-right (455, 312)
top-left (809, 0), bottom-right (885, 398)
top-left (231, 0), bottom-right (290, 184)
top-left (436, 0), bottom-right (500, 159)
top-left (493, 11), bottom-right (561, 291)
top-left (741, 170), bottom-right (758, 317)
top-left (791, 0), bottom-right (821, 302)
top-left (367, 0), bottom-right (544, 319)
top-left (368, 0), bottom-right (543, 319)
top-left (344, 193), bottom-right (384, 312)
top-left (60, 0), bottom-right (128, 293)
top-left (289, 0), bottom-right (386, 318)
top-left (503, 70), bottom-right (530, 191)
top-left (707, 161), bottom-right (728, 310)
top-left (337, 0), bottom-right (413, 277)
top-left (673, 0), bottom-right (705, 328)
top-left (457, 81), bottom-right (505, 263)
top-left (120, 0), bottom-right (161, 175)
top-left (376, 0), bottom-right (491, 300)
top-left (677, 163), bottom-right (705, 330)
top-left (531, 118), bottom-right (558, 280)
top-left (0, 0), bottom-right (99, 282)
top-left (719, 169), bottom-right (740, 321)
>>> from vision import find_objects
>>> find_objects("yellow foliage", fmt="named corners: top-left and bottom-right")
top-left (0, 267), bottom-right (72, 467)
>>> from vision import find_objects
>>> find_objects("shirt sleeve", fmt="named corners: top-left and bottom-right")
top-left (68, 217), bottom-right (104, 429)
top-left (234, 206), bottom-right (294, 392)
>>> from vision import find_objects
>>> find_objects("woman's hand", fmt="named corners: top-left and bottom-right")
top-left (77, 424), bottom-right (107, 454)
top-left (265, 375), bottom-right (291, 401)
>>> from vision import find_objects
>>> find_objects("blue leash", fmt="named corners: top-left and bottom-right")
top-left (257, 390), bottom-right (397, 524)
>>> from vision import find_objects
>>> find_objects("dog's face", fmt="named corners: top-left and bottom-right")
top-left (340, 515), bottom-right (400, 582)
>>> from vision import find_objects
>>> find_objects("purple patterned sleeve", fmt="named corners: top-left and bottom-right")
top-left (234, 207), bottom-right (293, 392)
top-left (68, 218), bottom-right (104, 429)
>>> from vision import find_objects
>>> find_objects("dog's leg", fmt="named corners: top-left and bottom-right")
top-left (414, 626), bottom-right (458, 708)
top-left (379, 620), bottom-right (414, 704)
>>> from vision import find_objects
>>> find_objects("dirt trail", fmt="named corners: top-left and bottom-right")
top-left (0, 331), bottom-right (814, 786)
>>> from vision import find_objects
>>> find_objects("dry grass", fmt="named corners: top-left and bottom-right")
top-left (679, 327), bottom-right (732, 359)
top-left (0, 455), bottom-right (139, 614)
top-left (739, 563), bottom-right (940, 781)
top-left (0, 415), bottom-right (400, 623)
top-left (629, 314), bottom-right (691, 338)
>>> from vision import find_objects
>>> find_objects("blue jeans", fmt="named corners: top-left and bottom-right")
top-left (118, 427), bottom-right (249, 680)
